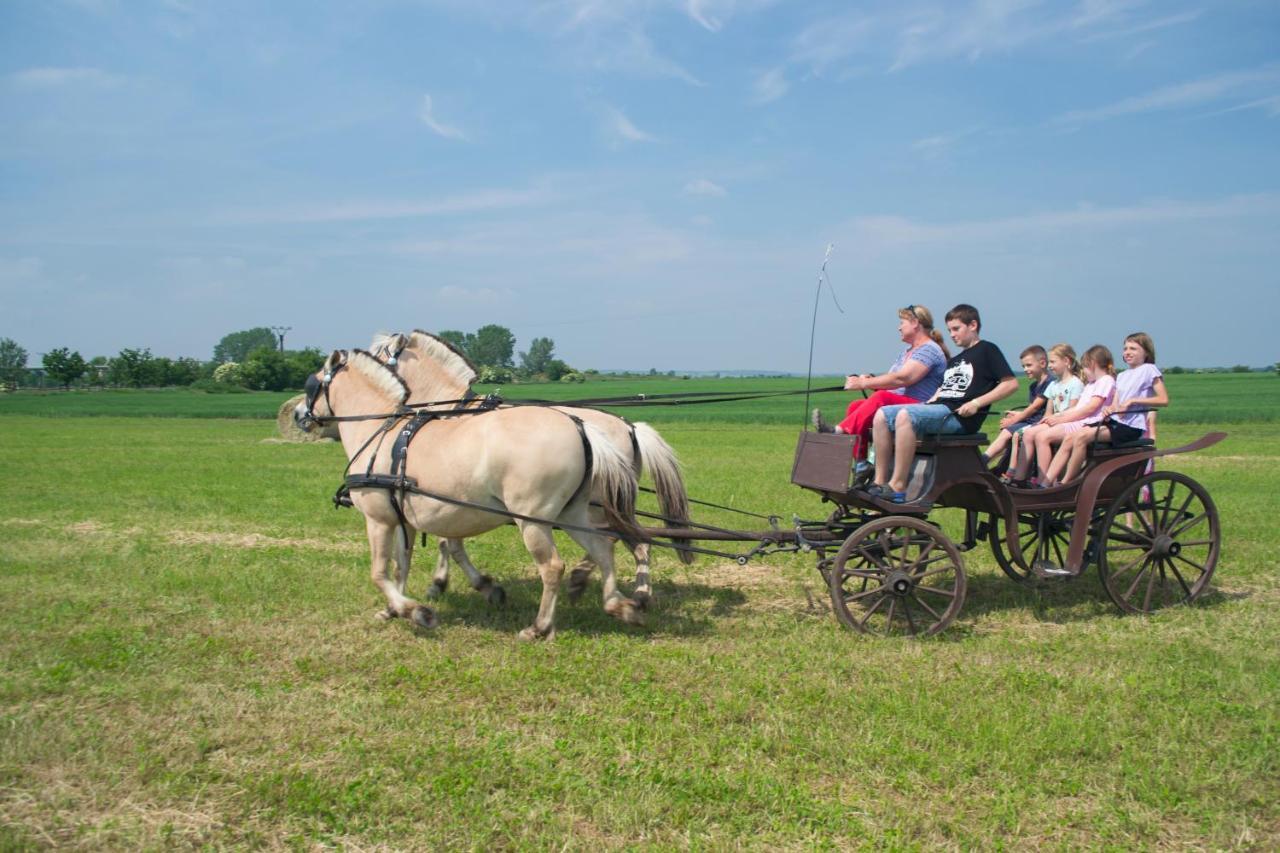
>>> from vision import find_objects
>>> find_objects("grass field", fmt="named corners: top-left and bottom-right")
top-left (1, 380), bottom-right (1278, 848)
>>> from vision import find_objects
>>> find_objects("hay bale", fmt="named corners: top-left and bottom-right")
top-left (277, 393), bottom-right (339, 442)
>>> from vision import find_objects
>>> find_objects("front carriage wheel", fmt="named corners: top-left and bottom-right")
top-left (828, 516), bottom-right (967, 637)
top-left (1097, 471), bottom-right (1220, 614)
top-left (988, 511), bottom-right (1074, 582)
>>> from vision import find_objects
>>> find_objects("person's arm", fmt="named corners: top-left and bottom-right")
top-left (1104, 377), bottom-right (1169, 416)
top-left (846, 359), bottom-right (928, 392)
top-left (956, 376), bottom-right (1019, 418)
top-left (1043, 392), bottom-right (1102, 427)
top-left (1004, 395), bottom-right (1046, 426)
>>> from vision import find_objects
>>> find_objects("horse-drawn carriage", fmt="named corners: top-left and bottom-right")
top-left (301, 331), bottom-right (1225, 640)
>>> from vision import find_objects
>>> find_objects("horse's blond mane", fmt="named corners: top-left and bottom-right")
top-left (347, 349), bottom-right (409, 404)
top-left (409, 330), bottom-right (477, 387)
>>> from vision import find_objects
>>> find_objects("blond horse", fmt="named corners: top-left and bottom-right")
top-left (370, 330), bottom-right (692, 608)
top-left (296, 349), bottom-right (645, 640)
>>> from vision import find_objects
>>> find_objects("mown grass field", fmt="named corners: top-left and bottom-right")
top-left (1, 377), bottom-right (1278, 848)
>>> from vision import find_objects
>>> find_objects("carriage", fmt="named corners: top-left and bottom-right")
top-left (639, 427), bottom-right (1225, 637)
top-left (306, 333), bottom-right (1225, 640)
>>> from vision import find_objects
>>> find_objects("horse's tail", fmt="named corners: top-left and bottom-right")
top-left (632, 422), bottom-right (694, 564)
top-left (581, 421), bottom-right (644, 545)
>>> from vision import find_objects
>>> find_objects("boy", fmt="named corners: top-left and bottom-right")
top-left (867, 304), bottom-right (1019, 503)
top-left (984, 345), bottom-right (1050, 465)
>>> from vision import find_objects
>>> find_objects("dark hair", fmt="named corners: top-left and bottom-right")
top-left (1019, 345), bottom-right (1047, 361)
top-left (1125, 332), bottom-right (1156, 365)
top-left (945, 303), bottom-right (981, 332)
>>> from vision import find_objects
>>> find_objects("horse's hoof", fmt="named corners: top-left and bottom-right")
top-left (486, 585), bottom-right (507, 607)
top-left (411, 605), bottom-right (437, 630)
top-left (605, 598), bottom-right (645, 626)
top-left (375, 607), bottom-right (395, 621)
top-left (633, 589), bottom-right (652, 611)
top-left (566, 567), bottom-right (592, 601)
top-left (427, 579), bottom-right (447, 600)
top-left (518, 625), bottom-right (555, 642)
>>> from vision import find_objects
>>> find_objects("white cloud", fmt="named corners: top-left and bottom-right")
top-left (419, 94), bottom-right (468, 141)
top-left (8, 67), bottom-right (124, 88)
top-left (602, 106), bottom-right (657, 144)
top-left (684, 178), bottom-right (727, 197)
top-left (436, 284), bottom-right (512, 305)
top-left (752, 67), bottom-right (788, 104)
top-left (1055, 65), bottom-right (1280, 125)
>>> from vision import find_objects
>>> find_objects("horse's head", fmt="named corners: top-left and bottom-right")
top-left (294, 349), bottom-right (347, 431)
top-left (368, 329), bottom-right (476, 404)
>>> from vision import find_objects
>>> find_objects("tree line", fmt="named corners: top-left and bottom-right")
top-left (0, 324), bottom-right (581, 392)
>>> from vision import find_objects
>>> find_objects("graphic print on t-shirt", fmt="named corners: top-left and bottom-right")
top-left (936, 360), bottom-right (973, 400)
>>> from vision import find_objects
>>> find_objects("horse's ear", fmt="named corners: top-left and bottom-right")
top-left (325, 350), bottom-right (344, 372)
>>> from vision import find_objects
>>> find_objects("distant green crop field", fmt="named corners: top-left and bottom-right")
top-left (2, 371), bottom-right (1275, 423)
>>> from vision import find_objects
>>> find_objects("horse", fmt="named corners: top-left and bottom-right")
top-left (368, 330), bottom-right (693, 609)
top-left (295, 348), bottom-right (646, 640)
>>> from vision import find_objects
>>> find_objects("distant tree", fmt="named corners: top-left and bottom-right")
top-left (1230, 364), bottom-right (1252, 373)
top-left (240, 346), bottom-right (290, 391)
top-left (520, 337), bottom-right (556, 375)
top-left (163, 357), bottom-right (204, 386)
top-left (213, 327), bottom-right (277, 364)
top-left (0, 337), bottom-right (28, 384)
top-left (545, 358), bottom-right (572, 381)
top-left (108, 348), bottom-right (158, 387)
top-left (477, 365), bottom-right (513, 384)
top-left (213, 362), bottom-right (243, 385)
top-left (1166, 365), bottom-right (1186, 375)
top-left (469, 324), bottom-right (516, 368)
top-left (87, 355), bottom-right (110, 386)
top-left (42, 347), bottom-right (87, 388)
top-left (285, 348), bottom-right (325, 388)
top-left (436, 330), bottom-right (473, 357)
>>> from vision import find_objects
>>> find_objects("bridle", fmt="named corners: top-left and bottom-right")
top-left (298, 359), bottom-right (348, 428)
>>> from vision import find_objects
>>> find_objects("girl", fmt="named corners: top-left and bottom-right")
top-left (1055, 332), bottom-right (1168, 483)
top-left (1002, 343), bottom-right (1083, 482)
top-left (1009, 344), bottom-right (1116, 487)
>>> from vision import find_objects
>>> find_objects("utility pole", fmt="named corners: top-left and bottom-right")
top-left (270, 326), bottom-right (291, 352)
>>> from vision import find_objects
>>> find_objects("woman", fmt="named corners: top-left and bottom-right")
top-left (812, 304), bottom-right (949, 480)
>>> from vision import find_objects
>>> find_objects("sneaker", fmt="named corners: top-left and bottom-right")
top-left (852, 460), bottom-right (873, 486)
top-left (812, 408), bottom-right (834, 433)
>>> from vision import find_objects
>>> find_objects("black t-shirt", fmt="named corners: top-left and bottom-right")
top-left (933, 340), bottom-right (1015, 433)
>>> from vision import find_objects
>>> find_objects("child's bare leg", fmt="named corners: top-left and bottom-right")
top-left (1033, 427), bottom-right (1060, 480)
top-left (986, 429), bottom-right (1010, 460)
top-left (889, 409), bottom-right (918, 494)
top-left (1064, 428), bottom-right (1102, 482)
top-left (1012, 425), bottom-right (1041, 480)
top-left (1008, 430), bottom-right (1022, 473)
top-left (1042, 430), bottom-right (1076, 484)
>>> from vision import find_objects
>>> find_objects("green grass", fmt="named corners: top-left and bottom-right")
top-left (2, 371), bottom-right (1277, 423)
top-left (1, 388), bottom-right (1277, 847)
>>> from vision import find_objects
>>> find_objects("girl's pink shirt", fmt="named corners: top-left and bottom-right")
top-left (1078, 374), bottom-right (1117, 424)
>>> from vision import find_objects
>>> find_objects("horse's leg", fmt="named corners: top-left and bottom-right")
top-left (429, 539), bottom-right (452, 599)
top-left (441, 538), bottom-right (506, 606)
top-left (515, 520), bottom-right (564, 641)
top-left (393, 529), bottom-right (414, 595)
top-left (630, 541), bottom-right (652, 610)
top-left (565, 506), bottom-right (605, 601)
top-left (566, 527), bottom-right (643, 626)
top-left (367, 516), bottom-right (436, 629)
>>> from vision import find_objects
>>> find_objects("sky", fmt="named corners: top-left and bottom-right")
top-left (2, 0), bottom-right (1278, 373)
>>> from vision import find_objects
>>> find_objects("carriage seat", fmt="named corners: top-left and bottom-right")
top-left (917, 433), bottom-right (987, 452)
top-left (1092, 436), bottom-right (1155, 453)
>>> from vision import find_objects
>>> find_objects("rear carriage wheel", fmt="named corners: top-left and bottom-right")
top-left (1097, 471), bottom-right (1219, 614)
top-left (988, 511), bottom-right (1075, 581)
top-left (828, 516), bottom-right (967, 637)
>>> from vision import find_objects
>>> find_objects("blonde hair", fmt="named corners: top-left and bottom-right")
top-left (1125, 331), bottom-right (1156, 365)
top-left (1081, 344), bottom-right (1116, 377)
top-left (900, 304), bottom-right (950, 360)
top-left (1048, 343), bottom-right (1079, 378)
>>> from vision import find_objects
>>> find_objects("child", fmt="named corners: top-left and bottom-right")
top-left (1009, 344), bottom-right (1116, 487)
top-left (985, 345), bottom-right (1050, 466)
top-left (1000, 343), bottom-right (1083, 482)
top-left (1055, 332), bottom-right (1168, 483)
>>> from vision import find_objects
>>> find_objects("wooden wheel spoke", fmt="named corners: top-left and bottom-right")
top-left (1176, 539), bottom-right (1214, 548)
top-left (1105, 542), bottom-right (1147, 554)
top-left (1171, 551), bottom-right (1209, 579)
top-left (1141, 558), bottom-right (1159, 611)
top-left (1169, 512), bottom-right (1208, 539)
top-left (884, 597), bottom-right (897, 631)
top-left (1164, 559), bottom-right (1194, 598)
top-left (908, 539), bottom-right (937, 573)
top-left (914, 564), bottom-right (957, 583)
top-left (915, 584), bottom-right (957, 599)
top-left (901, 597), bottom-right (919, 636)
top-left (910, 553), bottom-right (955, 577)
top-left (844, 568), bottom-right (887, 580)
top-left (1157, 481), bottom-right (1179, 531)
top-left (1108, 518), bottom-right (1153, 545)
top-left (1164, 487), bottom-right (1196, 534)
top-left (857, 594), bottom-right (888, 630)
top-left (910, 593), bottom-right (942, 621)
top-left (842, 585), bottom-right (885, 605)
top-left (1123, 557), bottom-right (1153, 601)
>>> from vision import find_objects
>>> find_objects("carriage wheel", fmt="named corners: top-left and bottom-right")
top-left (1097, 471), bottom-right (1219, 614)
top-left (988, 511), bottom-right (1075, 581)
top-left (828, 516), bottom-right (967, 637)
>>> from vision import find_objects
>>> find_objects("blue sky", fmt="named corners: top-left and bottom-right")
top-left (2, 0), bottom-right (1278, 372)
